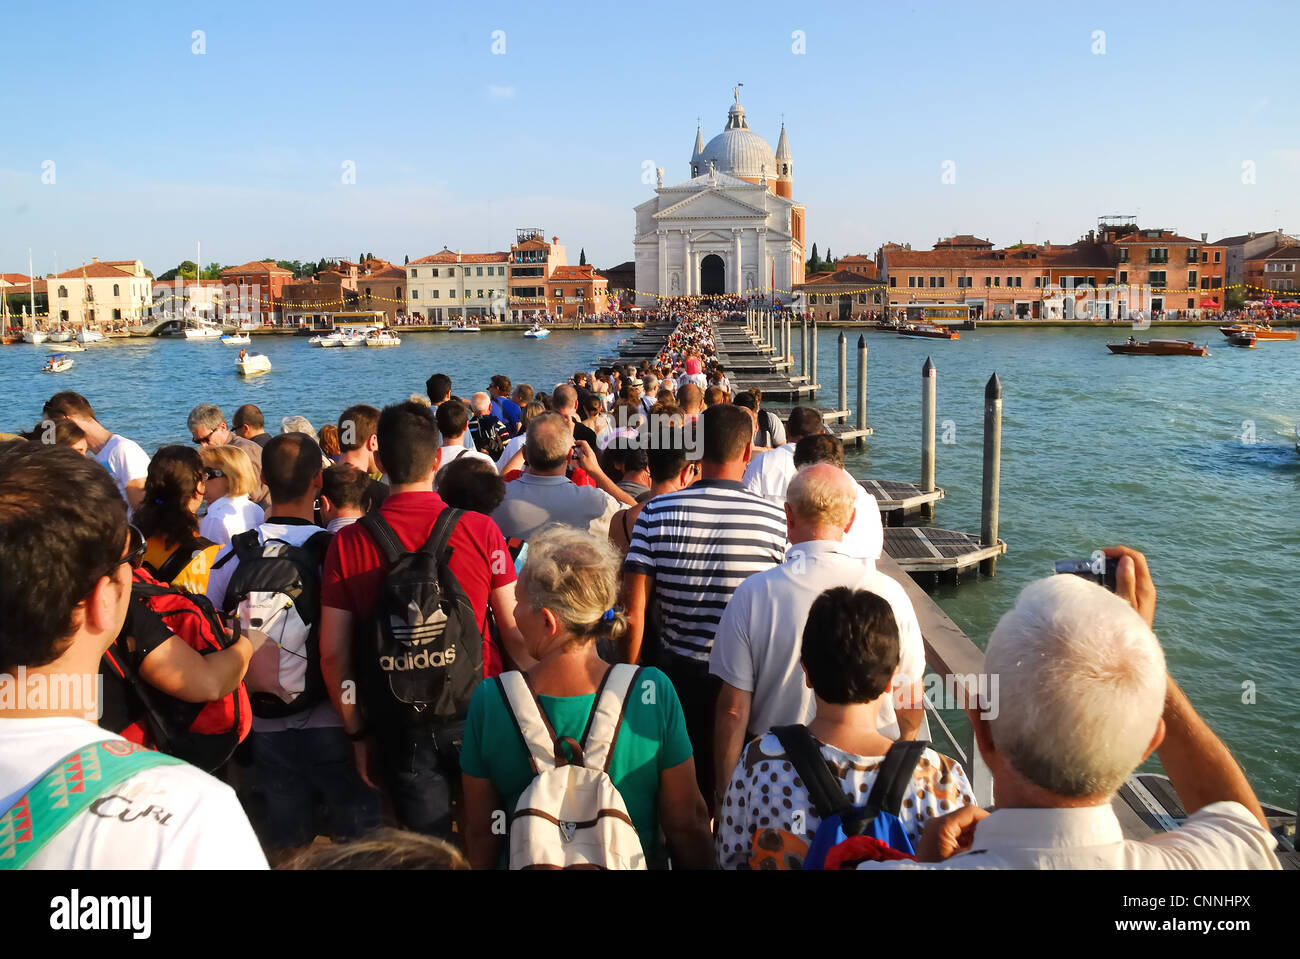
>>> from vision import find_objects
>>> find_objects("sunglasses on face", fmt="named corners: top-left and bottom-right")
top-left (102, 523), bottom-right (146, 579)
top-left (192, 425), bottom-right (225, 445)
top-left (204, 467), bottom-right (225, 480)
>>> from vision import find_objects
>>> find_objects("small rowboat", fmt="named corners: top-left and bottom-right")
top-left (1218, 324), bottom-right (1297, 341)
top-left (236, 350), bottom-right (272, 374)
top-left (1228, 332), bottom-right (1257, 349)
top-left (1107, 339), bottom-right (1208, 356)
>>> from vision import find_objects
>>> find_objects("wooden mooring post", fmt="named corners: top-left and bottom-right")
top-left (800, 313), bottom-right (808, 379)
top-left (980, 373), bottom-right (1003, 576)
top-left (809, 319), bottom-right (818, 400)
top-left (855, 335), bottom-right (867, 447)
top-left (921, 356), bottom-right (937, 520)
top-left (837, 331), bottom-right (848, 414)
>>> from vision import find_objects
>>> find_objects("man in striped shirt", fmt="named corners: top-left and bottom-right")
top-left (622, 403), bottom-right (787, 809)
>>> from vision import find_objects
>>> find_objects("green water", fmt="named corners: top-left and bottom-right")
top-left (4, 325), bottom-right (1297, 807)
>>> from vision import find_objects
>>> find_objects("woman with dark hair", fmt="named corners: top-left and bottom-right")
top-left (132, 445), bottom-right (221, 592)
top-left (435, 455), bottom-right (507, 515)
top-left (20, 417), bottom-right (88, 454)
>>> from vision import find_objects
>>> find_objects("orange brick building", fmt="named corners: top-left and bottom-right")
top-left (546, 265), bottom-right (609, 319)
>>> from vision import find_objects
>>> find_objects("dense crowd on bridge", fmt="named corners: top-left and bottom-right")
top-left (0, 306), bottom-right (1281, 871)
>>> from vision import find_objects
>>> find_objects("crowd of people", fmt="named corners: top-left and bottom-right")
top-left (0, 310), bottom-right (1282, 871)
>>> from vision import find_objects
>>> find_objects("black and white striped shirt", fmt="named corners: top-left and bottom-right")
top-left (624, 479), bottom-right (786, 662)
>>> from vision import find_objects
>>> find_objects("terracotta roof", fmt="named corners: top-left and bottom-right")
top-left (511, 239), bottom-right (551, 251)
top-left (409, 250), bottom-right (508, 265)
top-left (548, 265), bottom-right (604, 281)
top-left (0, 273), bottom-right (31, 285)
top-left (797, 270), bottom-right (887, 288)
top-left (361, 266), bottom-right (407, 280)
top-left (836, 255), bottom-right (874, 264)
top-left (1114, 233), bottom-right (1199, 244)
top-left (935, 234), bottom-right (993, 248)
top-left (221, 260), bottom-right (294, 276)
top-left (1262, 245), bottom-right (1300, 260)
top-left (48, 263), bottom-right (139, 279)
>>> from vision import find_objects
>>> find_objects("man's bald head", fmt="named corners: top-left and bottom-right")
top-left (471, 392), bottom-right (492, 415)
top-left (786, 463), bottom-right (856, 536)
top-left (525, 412), bottom-right (574, 473)
top-left (552, 384), bottom-right (578, 415)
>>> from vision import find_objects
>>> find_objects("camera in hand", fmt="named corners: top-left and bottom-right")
top-left (1053, 554), bottom-right (1118, 592)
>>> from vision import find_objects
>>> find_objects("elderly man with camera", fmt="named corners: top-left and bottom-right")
top-left (877, 546), bottom-right (1280, 870)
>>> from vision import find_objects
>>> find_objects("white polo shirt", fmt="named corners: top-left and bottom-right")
top-left (742, 442), bottom-right (795, 502)
top-left (860, 802), bottom-right (1281, 870)
top-left (708, 540), bottom-right (924, 738)
top-left (491, 473), bottom-right (620, 543)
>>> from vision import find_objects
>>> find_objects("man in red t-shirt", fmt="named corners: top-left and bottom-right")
top-left (320, 400), bottom-right (531, 838)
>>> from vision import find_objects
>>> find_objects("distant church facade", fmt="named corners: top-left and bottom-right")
top-left (633, 89), bottom-right (806, 303)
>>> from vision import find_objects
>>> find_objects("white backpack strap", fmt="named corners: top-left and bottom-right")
top-left (497, 672), bottom-right (559, 773)
top-left (579, 664), bottom-right (642, 773)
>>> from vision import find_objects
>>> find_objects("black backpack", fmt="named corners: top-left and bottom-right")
top-left (217, 529), bottom-right (333, 719)
top-left (357, 508), bottom-right (484, 726)
top-left (471, 415), bottom-right (508, 460)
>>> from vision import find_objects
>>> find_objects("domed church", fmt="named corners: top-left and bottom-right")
top-left (633, 88), bottom-right (806, 302)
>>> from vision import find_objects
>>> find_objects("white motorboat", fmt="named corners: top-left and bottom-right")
top-left (523, 325), bottom-right (550, 339)
top-left (448, 322), bottom-right (480, 333)
top-left (365, 330), bottom-right (401, 347)
top-left (235, 350), bottom-right (272, 374)
top-left (221, 333), bottom-right (250, 345)
top-left (76, 328), bottom-right (105, 344)
top-left (43, 353), bottom-right (75, 373)
top-left (47, 328), bottom-right (75, 343)
top-left (23, 330), bottom-right (48, 345)
top-left (184, 323), bottom-right (222, 339)
top-left (312, 332), bottom-right (344, 347)
top-left (337, 330), bottom-right (368, 347)
top-left (61, 341), bottom-right (86, 352)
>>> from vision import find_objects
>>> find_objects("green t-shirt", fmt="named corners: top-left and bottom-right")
top-left (460, 666), bottom-right (693, 862)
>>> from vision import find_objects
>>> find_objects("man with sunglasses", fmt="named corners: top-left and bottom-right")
top-left (188, 403), bottom-right (269, 508)
top-left (0, 443), bottom-right (266, 868)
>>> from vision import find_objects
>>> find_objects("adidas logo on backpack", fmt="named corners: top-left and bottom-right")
top-left (359, 508), bottom-right (483, 725)
top-left (498, 664), bottom-right (646, 870)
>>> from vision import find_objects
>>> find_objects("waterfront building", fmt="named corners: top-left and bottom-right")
top-left (150, 278), bottom-right (225, 322)
top-left (1214, 230), bottom-right (1299, 290)
top-left (219, 260), bottom-right (294, 326)
top-left (507, 230), bottom-right (566, 322)
top-left (1106, 225), bottom-right (1227, 315)
top-left (633, 89), bottom-right (806, 304)
top-left (357, 263), bottom-right (406, 323)
top-left (47, 259), bottom-right (152, 326)
top-left (546, 264), bottom-right (609, 320)
top-left (834, 255), bottom-right (877, 278)
top-left (1248, 244), bottom-right (1300, 295)
top-left (408, 249), bottom-right (511, 323)
top-left (0, 274), bottom-right (47, 323)
top-left (794, 269), bottom-right (888, 321)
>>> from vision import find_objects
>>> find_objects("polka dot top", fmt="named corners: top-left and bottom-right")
top-left (716, 732), bottom-right (976, 870)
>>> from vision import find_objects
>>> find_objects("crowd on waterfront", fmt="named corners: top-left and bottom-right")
top-left (0, 307), bottom-right (1283, 871)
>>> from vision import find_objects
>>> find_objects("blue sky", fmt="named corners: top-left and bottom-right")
top-left (2, 0), bottom-right (1297, 276)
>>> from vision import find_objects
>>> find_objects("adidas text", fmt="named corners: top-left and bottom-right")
top-left (380, 647), bottom-right (456, 671)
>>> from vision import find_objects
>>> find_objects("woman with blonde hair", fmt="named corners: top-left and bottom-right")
top-left (460, 526), bottom-right (713, 870)
top-left (199, 444), bottom-right (263, 546)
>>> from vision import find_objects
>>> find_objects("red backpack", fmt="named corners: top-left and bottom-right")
top-left (101, 566), bottom-right (252, 772)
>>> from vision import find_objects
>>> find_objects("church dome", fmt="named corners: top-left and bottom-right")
top-left (695, 100), bottom-right (777, 181)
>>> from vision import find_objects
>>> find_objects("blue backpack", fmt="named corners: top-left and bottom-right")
top-left (772, 724), bottom-right (928, 869)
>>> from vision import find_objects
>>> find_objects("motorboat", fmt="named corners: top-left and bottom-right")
top-left (448, 321), bottom-right (480, 333)
top-left (235, 350), bottom-right (272, 374)
top-left (337, 329), bottom-right (368, 347)
top-left (1218, 324), bottom-right (1297, 341)
top-left (523, 325), bottom-right (550, 339)
top-left (184, 322), bottom-right (222, 339)
top-left (43, 353), bottom-right (75, 373)
top-left (897, 323), bottom-right (961, 340)
top-left (1106, 338), bottom-right (1208, 356)
top-left (221, 332), bottom-right (251, 345)
top-left (1228, 331), bottom-right (1257, 349)
top-left (365, 329), bottom-right (401, 347)
top-left (312, 332), bottom-right (344, 348)
top-left (60, 341), bottom-right (86, 352)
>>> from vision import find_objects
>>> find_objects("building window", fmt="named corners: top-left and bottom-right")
top-left (993, 277), bottom-right (1000, 287)
top-left (577, 288), bottom-right (585, 298)
top-left (1148, 248), bottom-right (1169, 264)
top-left (411, 269), bottom-right (418, 278)
top-left (1213, 251), bottom-right (1221, 263)
top-left (57, 285), bottom-right (68, 298)
top-left (1188, 270), bottom-right (1197, 286)
top-left (1149, 271), bottom-right (1167, 288)
top-left (1119, 271), bottom-right (1128, 284)
top-left (476, 267), bottom-right (483, 276)
top-left (112, 284), bottom-right (120, 296)
top-left (858, 293), bottom-right (866, 304)
top-left (60, 310), bottom-right (69, 321)
top-left (476, 289), bottom-right (484, 298)
top-left (984, 276), bottom-right (991, 287)
top-left (1119, 248), bottom-right (1129, 263)
top-left (957, 276), bottom-right (971, 288)
top-left (412, 290), bottom-right (419, 299)
top-left (1187, 249), bottom-right (1198, 263)
top-left (907, 277), bottom-right (917, 288)
top-left (889, 277), bottom-right (896, 288)
top-left (1187, 298), bottom-right (1195, 309)
top-left (396, 287), bottom-right (402, 298)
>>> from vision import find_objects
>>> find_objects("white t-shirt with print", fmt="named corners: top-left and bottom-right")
top-left (716, 732), bottom-right (975, 870)
top-left (95, 434), bottom-right (151, 503)
top-left (199, 495), bottom-right (265, 548)
top-left (0, 717), bottom-right (267, 869)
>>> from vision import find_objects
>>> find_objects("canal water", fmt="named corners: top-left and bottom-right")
top-left (4, 325), bottom-right (1297, 807)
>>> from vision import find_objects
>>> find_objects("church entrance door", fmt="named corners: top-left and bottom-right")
top-left (700, 254), bottom-right (725, 295)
